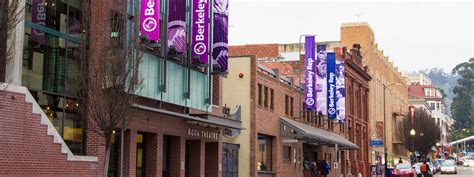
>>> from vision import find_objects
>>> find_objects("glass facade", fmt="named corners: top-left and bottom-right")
top-left (22, 0), bottom-right (85, 154)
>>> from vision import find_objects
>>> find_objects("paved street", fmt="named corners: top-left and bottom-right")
top-left (435, 166), bottom-right (474, 177)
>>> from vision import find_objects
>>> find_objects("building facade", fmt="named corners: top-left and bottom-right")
top-left (340, 22), bottom-right (410, 168)
top-left (1, 1), bottom-right (241, 177)
top-left (223, 55), bottom-right (359, 177)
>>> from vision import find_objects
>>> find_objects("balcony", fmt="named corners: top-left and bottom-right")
top-left (137, 53), bottom-right (211, 112)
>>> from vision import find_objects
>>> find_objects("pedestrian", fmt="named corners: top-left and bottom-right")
top-left (304, 157), bottom-right (313, 177)
top-left (319, 160), bottom-right (330, 177)
top-left (420, 161), bottom-right (431, 177)
top-left (312, 161), bottom-right (318, 177)
top-left (398, 158), bottom-right (403, 164)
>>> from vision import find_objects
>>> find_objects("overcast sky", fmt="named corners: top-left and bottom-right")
top-left (228, 0), bottom-right (473, 72)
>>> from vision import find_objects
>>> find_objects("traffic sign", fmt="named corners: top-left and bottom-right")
top-left (370, 140), bottom-right (383, 146)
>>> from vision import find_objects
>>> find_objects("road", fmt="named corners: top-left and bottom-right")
top-left (435, 166), bottom-right (474, 177)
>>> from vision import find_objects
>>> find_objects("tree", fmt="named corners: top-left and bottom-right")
top-left (451, 58), bottom-right (474, 130)
top-left (0, 0), bottom-right (24, 82)
top-left (78, 1), bottom-right (144, 176)
top-left (397, 108), bottom-right (441, 159)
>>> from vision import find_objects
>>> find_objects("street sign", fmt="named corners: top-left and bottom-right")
top-left (370, 140), bottom-right (383, 146)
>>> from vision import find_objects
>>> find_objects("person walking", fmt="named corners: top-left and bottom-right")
top-left (319, 160), bottom-right (330, 177)
top-left (420, 161), bottom-right (431, 177)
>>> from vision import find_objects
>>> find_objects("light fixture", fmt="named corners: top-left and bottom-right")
top-left (112, 130), bottom-right (116, 134)
top-left (410, 129), bottom-right (416, 136)
top-left (436, 143), bottom-right (440, 146)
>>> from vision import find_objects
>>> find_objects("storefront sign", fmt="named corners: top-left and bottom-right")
top-left (316, 45), bottom-right (327, 115)
top-left (140, 0), bottom-right (160, 41)
top-left (188, 128), bottom-right (219, 140)
top-left (32, 0), bottom-right (46, 44)
top-left (304, 36), bottom-right (316, 110)
top-left (192, 0), bottom-right (209, 64)
top-left (326, 52), bottom-right (337, 119)
top-left (212, 0), bottom-right (229, 72)
top-left (335, 60), bottom-right (346, 122)
top-left (168, 0), bottom-right (186, 53)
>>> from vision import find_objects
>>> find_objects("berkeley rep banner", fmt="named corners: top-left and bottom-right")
top-left (140, 0), bottom-right (160, 41)
top-left (168, 0), bottom-right (186, 53)
top-left (212, 0), bottom-right (229, 72)
top-left (316, 45), bottom-right (327, 115)
top-left (304, 36), bottom-right (316, 110)
top-left (335, 60), bottom-right (346, 122)
top-left (31, 0), bottom-right (46, 44)
top-left (326, 52), bottom-right (337, 119)
top-left (192, 0), bottom-right (210, 64)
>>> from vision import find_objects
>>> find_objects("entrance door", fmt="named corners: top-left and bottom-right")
top-left (222, 143), bottom-right (239, 177)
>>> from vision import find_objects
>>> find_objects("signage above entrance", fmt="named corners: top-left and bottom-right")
top-left (187, 128), bottom-right (219, 140)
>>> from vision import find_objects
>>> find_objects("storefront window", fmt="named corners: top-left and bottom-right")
top-left (257, 134), bottom-right (272, 171)
top-left (22, 0), bottom-right (85, 155)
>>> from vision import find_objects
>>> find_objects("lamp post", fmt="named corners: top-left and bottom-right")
top-left (410, 129), bottom-right (416, 163)
top-left (383, 83), bottom-right (402, 177)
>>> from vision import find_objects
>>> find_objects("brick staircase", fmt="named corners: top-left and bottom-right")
top-left (0, 83), bottom-right (99, 176)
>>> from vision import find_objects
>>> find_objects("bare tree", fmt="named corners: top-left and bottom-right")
top-left (397, 108), bottom-right (441, 159)
top-left (78, 1), bottom-right (144, 176)
top-left (0, 0), bottom-right (24, 82)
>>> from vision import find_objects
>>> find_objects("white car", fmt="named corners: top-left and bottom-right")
top-left (440, 160), bottom-right (457, 174)
top-left (464, 159), bottom-right (474, 167)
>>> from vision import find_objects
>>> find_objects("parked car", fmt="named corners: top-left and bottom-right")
top-left (393, 163), bottom-right (416, 177)
top-left (463, 158), bottom-right (474, 167)
top-left (440, 160), bottom-right (457, 174)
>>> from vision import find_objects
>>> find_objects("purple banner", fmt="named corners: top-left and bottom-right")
top-left (335, 60), bottom-right (346, 122)
top-left (212, 0), bottom-right (229, 72)
top-left (326, 52), bottom-right (336, 119)
top-left (316, 45), bottom-right (327, 115)
top-left (192, 0), bottom-right (210, 64)
top-left (304, 36), bottom-right (316, 110)
top-left (168, 0), bottom-right (186, 53)
top-left (31, 0), bottom-right (46, 44)
top-left (140, 0), bottom-right (160, 41)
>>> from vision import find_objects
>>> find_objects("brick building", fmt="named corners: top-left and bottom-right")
top-left (1, 1), bottom-right (240, 177)
top-left (222, 54), bottom-right (359, 177)
top-left (340, 22), bottom-right (410, 169)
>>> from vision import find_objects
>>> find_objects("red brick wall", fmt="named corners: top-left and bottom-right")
top-left (0, 91), bottom-right (99, 177)
top-left (229, 44), bottom-right (279, 58)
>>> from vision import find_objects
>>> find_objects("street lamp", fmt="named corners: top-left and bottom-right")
top-left (383, 83), bottom-right (403, 176)
top-left (410, 129), bottom-right (416, 163)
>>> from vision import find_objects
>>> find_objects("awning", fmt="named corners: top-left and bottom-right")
top-left (280, 117), bottom-right (359, 150)
top-left (132, 104), bottom-right (242, 130)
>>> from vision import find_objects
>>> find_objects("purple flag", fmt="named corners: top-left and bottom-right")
top-left (335, 60), bottom-right (346, 122)
top-left (31, 0), bottom-right (46, 44)
top-left (316, 45), bottom-right (327, 115)
top-left (212, 0), bottom-right (229, 72)
top-left (192, 0), bottom-right (210, 64)
top-left (140, 0), bottom-right (160, 41)
top-left (326, 52), bottom-right (336, 119)
top-left (304, 36), bottom-right (316, 110)
top-left (168, 0), bottom-right (186, 53)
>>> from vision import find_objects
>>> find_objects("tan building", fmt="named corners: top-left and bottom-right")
top-left (341, 22), bottom-right (410, 167)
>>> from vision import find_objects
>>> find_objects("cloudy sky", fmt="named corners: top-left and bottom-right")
top-left (228, 0), bottom-right (473, 72)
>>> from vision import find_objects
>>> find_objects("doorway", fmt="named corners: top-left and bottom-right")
top-left (222, 143), bottom-right (239, 177)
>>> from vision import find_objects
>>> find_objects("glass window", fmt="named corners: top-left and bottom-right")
top-left (282, 145), bottom-right (291, 161)
top-left (264, 86), bottom-right (268, 108)
top-left (22, 7), bottom-right (85, 154)
top-left (258, 84), bottom-right (262, 106)
top-left (290, 97), bottom-right (294, 116)
top-left (270, 88), bottom-right (274, 110)
top-left (257, 134), bottom-right (272, 171)
top-left (285, 95), bottom-right (289, 115)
